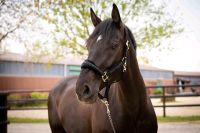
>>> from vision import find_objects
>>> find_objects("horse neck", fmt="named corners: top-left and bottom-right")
top-left (118, 45), bottom-right (147, 112)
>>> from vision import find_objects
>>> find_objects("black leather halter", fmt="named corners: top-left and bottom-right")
top-left (81, 40), bottom-right (130, 101)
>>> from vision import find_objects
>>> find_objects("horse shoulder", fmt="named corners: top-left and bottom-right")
top-left (137, 97), bottom-right (158, 133)
top-left (51, 76), bottom-right (92, 132)
top-left (48, 76), bottom-right (78, 132)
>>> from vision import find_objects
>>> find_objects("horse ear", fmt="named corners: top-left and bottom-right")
top-left (111, 3), bottom-right (121, 27)
top-left (90, 8), bottom-right (101, 27)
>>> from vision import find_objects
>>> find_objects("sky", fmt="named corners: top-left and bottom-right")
top-left (2, 0), bottom-right (200, 72)
top-left (149, 0), bottom-right (200, 72)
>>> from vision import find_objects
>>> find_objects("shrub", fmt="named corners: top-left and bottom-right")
top-left (30, 92), bottom-right (48, 99)
top-left (8, 92), bottom-right (49, 107)
top-left (154, 89), bottom-right (162, 95)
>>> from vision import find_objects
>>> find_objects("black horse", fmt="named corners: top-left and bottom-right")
top-left (48, 4), bottom-right (158, 133)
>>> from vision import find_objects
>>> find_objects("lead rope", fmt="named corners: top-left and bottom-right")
top-left (101, 99), bottom-right (116, 133)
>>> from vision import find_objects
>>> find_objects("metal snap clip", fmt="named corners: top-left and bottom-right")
top-left (102, 72), bottom-right (109, 82)
top-left (126, 40), bottom-right (130, 50)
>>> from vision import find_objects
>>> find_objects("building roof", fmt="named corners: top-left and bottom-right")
top-left (139, 64), bottom-right (172, 72)
top-left (0, 52), bottom-right (83, 65)
top-left (0, 52), bottom-right (25, 62)
top-left (174, 71), bottom-right (200, 77)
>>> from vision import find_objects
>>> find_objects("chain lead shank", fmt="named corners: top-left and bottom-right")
top-left (101, 100), bottom-right (116, 133)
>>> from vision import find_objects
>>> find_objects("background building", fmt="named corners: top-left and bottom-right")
top-left (174, 71), bottom-right (200, 93)
top-left (2, 53), bottom-right (199, 94)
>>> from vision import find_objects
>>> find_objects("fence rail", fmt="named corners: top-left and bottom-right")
top-left (0, 84), bottom-right (200, 133)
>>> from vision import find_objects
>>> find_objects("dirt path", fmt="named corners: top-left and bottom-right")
top-left (8, 122), bottom-right (200, 133)
top-left (8, 124), bottom-right (50, 133)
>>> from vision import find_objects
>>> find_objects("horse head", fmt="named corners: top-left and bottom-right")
top-left (76, 4), bottom-right (130, 103)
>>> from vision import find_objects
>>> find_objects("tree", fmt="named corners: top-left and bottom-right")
top-left (0, 0), bottom-right (183, 63)
top-left (0, 0), bottom-right (30, 52)
top-left (42, 0), bottom-right (183, 61)
top-left (0, 0), bottom-right (65, 62)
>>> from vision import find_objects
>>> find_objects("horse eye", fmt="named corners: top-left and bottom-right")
top-left (112, 42), bottom-right (119, 49)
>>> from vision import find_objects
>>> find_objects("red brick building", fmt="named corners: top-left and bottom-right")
top-left (0, 53), bottom-right (183, 93)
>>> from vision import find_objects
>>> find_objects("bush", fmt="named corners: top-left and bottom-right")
top-left (154, 89), bottom-right (162, 95)
top-left (8, 92), bottom-right (49, 107)
top-left (30, 92), bottom-right (48, 99)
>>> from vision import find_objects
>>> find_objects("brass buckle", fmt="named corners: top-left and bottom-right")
top-left (102, 72), bottom-right (109, 82)
top-left (122, 57), bottom-right (127, 72)
top-left (126, 40), bottom-right (130, 50)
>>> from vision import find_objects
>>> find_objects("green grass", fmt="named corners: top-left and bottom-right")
top-left (157, 116), bottom-right (200, 122)
top-left (9, 117), bottom-right (48, 123)
top-left (9, 116), bottom-right (200, 123)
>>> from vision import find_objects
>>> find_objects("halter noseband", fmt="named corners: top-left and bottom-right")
top-left (81, 40), bottom-right (130, 100)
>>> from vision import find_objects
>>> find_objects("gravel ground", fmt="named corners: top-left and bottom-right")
top-left (8, 122), bottom-right (200, 133)
top-left (9, 110), bottom-right (48, 119)
top-left (8, 124), bottom-right (50, 133)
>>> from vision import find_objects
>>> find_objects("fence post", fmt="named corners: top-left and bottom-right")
top-left (0, 93), bottom-right (9, 133)
top-left (162, 87), bottom-right (166, 117)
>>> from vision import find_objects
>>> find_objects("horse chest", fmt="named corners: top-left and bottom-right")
top-left (89, 101), bottom-right (125, 133)
top-left (91, 110), bottom-right (142, 133)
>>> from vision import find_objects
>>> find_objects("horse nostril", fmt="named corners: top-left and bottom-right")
top-left (83, 85), bottom-right (90, 95)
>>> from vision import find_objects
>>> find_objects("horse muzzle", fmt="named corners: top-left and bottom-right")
top-left (76, 74), bottom-right (101, 104)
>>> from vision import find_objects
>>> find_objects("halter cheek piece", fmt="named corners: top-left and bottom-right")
top-left (81, 40), bottom-right (130, 101)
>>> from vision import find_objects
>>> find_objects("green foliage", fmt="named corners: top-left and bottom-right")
top-left (8, 92), bottom-right (48, 107)
top-left (8, 116), bottom-right (200, 123)
top-left (30, 92), bottom-right (48, 99)
top-left (154, 89), bottom-right (162, 95)
top-left (8, 94), bottom-right (24, 99)
top-left (154, 80), bottom-right (163, 95)
top-left (157, 116), bottom-right (200, 122)
top-left (1, 1), bottom-right (183, 62)
top-left (37, 0), bottom-right (183, 58)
